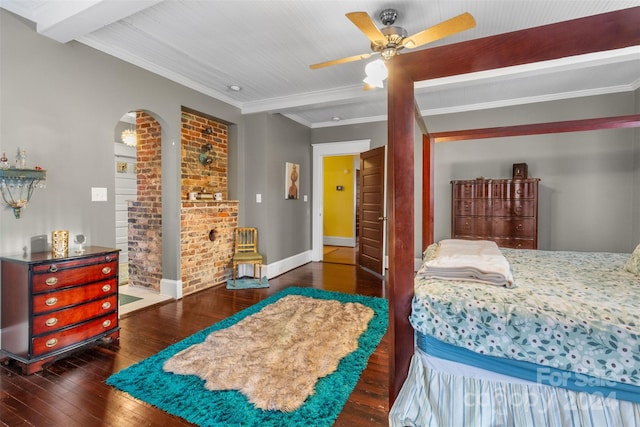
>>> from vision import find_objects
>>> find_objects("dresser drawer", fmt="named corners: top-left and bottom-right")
top-left (493, 238), bottom-right (536, 249)
top-left (492, 200), bottom-right (536, 217)
top-left (489, 181), bottom-right (538, 199)
top-left (453, 217), bottom-right (492, 237)
top-left (453, 200), bottom-right (491, 216)
top-left (32, 260), bottom-right (117, 293)
top-left (492, 218), bottom-right (535, 238)
top-left (32, 295), bottom-right (117, 335)
top-left (32, 279), bottom-right (117, 314)
top-left (509, 181), bottom-right (538, 199)
top-left (32, 254), bottom-right (118, 274)
top-left (452, 181), bottom-right (490, 199)
top-left (31, 312), bottom-right (118, 357)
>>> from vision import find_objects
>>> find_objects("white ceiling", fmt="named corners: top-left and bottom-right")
top-left (3, 1), bottom-right (639, 128)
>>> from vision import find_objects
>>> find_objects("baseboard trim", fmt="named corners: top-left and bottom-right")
top-left (263, 250), bottom-right (313, 279)
top-left (160, 278), bottom-right (182, 300)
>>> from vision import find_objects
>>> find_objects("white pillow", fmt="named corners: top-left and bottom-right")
top-left (624, 244), bottom-right (640, 276)
top-left (422, 242), bottom-right (440, 262)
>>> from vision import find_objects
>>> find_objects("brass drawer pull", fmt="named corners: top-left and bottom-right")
top-left (105, 255), bottom-right (113, 262)
top-left (102, 266), bottom-right (112, 275)
top-left (49, 264), bottom-right (58, 273)
top-left (102, 301), bottom-right (111, 310)
top-left (45, 297), bottom-right (58, 306)
top-left (516, 224), bottom-right (524, 231)
top-left (45, 338), bottom-right (58, 348)
top-left (45, 317), bottom-right (58, 327)
top-left (102, 284), bottom-right (112, 293)
top-left (102, 319), bottom-right (112, 328)
top-left (45, 277), bottom-right (58, 286)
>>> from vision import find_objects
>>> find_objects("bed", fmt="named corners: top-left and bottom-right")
top-left (384, 7), bottom-right (640, 427)
top-left (389, 242), bottom-right (640, 426)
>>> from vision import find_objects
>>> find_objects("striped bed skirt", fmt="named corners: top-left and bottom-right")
top-left (389, 349), bottom-right (640, 427)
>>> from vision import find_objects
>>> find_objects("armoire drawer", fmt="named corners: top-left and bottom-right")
top-left (492, 218), bottom-right (535, 238)
top-left (493, 238), bottom-right (536, 249)
top-left (453, 216), bottom-right (492, 237)
top-left (452, 181), bottom-right (490, 199)
top-left (490, 181), bottom-right (538, 199)
top-left (492, 200), bottom-right (536, 217)
top-left (453, 200), bottom-right (491, 216)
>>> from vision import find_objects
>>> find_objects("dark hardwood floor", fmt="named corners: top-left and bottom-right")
top-left (323, 245), bottom-right (357, 265)
top-left (1, 261), bottom-right (389, 426)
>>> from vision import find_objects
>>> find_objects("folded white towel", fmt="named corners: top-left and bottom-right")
top-left (423, 239), bottom-right (515, 288)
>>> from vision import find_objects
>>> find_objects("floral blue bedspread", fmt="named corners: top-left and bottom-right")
top-left (411, 249), bottom-right (640, 386)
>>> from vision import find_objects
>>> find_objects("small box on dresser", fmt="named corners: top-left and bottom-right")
top-left (451, 178), bottom-right (540, 249)
top-left (0, 246), bottom-right (120, 374)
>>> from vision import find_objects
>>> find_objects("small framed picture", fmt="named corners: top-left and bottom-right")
top-left (512, 163), bottom-right (528, 179)
top-left (285, 162), bottom-right (299, 199)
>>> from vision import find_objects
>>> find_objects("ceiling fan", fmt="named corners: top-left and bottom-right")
top-left (310, 9), bottom-right (475, 71)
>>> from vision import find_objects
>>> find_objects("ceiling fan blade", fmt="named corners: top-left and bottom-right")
top-left (346, 11), bottom-right (387, 47)
top-left (310, 52), bottom-right (372, 70)
top-left (402, 12), bottom-right (475, 49)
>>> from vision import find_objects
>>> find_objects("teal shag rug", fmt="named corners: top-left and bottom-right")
top-left (106, 287), bottom-right (388, 427)
top-left (226, 276), bottom-right (269, 289)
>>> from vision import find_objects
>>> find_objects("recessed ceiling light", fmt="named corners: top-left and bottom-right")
top-left (227, 85), bottom-right (242, 92)
top-left (332, 116), bottom-right (341, 121)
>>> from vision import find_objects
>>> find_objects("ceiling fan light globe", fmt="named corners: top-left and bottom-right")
top-left (363, 75), bottom-right (384, 89)
top-left (364, 59), bottom-right (388, 81)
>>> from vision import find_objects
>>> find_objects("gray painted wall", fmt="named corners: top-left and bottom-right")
top-left (242, 113), bottom-right (311, 262)
top-left (0, 10), bottom-right (244, 285)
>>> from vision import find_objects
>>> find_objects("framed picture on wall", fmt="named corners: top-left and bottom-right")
top-left (285, 162), bottom-right (299, 200)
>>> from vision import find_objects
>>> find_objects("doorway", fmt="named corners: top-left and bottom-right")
top-left (114, 112), bottom-right (138, 285)
top-left (311, 140), bottom-right (371, 262)
top-left (322, 154), bottom-right (359, 265)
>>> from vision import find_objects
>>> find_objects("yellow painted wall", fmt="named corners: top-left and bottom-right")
top-left (323, 155), bottom-right (355, 238)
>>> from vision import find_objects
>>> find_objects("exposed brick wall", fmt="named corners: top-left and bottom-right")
top-left (180, 109), bottom-right (235, 294)
top-left (181, 111), bottom-right (228, 199)
top-left (128, 109), bottom-right (235, 294)
top-left (180, 201), bottom-right (238, 295)
top-left (128, 111), bottom-right (163, 291)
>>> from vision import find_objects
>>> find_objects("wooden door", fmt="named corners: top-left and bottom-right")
top-left (358, 146), bottom-right (386, 275)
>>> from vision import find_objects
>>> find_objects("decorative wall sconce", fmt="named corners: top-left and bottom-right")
top-left (0, 168), bottom-right (47, 218)
top-left (199, 143), bottom-right (214, 166)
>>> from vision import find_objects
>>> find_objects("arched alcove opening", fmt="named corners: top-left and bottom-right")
top-left (113, 110), bottom-right (164, 292)
top-left (114, 112), bottom-right (138, 285)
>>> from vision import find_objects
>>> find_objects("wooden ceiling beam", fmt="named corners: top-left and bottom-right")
top-left (395, 6), bottom-right (640, 83)
top-left (431, 114), bottom-right (640, 143)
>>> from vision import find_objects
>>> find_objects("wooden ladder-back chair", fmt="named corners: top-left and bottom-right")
top-left (232, 227), bottom-right (264, 285)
